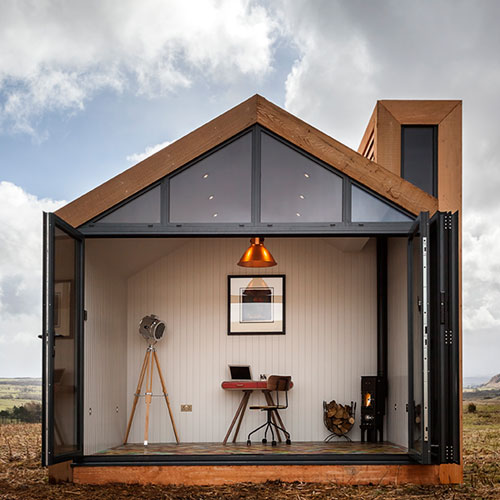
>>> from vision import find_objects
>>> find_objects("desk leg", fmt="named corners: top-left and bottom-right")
top-left (223, 391), bottom-right (249, 445)
top-left (265, 391), bottom-right (289, 441)
top-left (232, 391), bottom-right (251, 443)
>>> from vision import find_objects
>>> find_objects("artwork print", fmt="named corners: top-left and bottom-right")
top-left (228, 275), bottom-right (285, 335)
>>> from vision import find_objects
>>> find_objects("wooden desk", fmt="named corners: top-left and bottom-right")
top-left (221, 380), bottom-right (293, 444)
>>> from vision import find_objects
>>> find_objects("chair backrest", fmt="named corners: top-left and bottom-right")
top-left (267, 375), bottom-right (292, 392)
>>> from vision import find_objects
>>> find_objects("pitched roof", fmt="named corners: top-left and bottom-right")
top-left (56, 94), bottom-right (437, 227)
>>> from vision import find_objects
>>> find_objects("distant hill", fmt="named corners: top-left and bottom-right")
top-left (463, 376), bottom-right (491, 388)
top-left (481, 374), bottom-right (500, 390)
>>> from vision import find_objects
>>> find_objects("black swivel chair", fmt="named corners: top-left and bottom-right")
top-left (246, 375), bottom-right (292, 446)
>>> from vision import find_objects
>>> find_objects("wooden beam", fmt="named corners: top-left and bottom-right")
top-left (379, 100), bottom-right (461, 124)
top-left (437, 104), bottom-right (462, 213)
top-left (73, 463), bottom-right (462, 486)
top-left (375, 102), bottom-right (401, 177)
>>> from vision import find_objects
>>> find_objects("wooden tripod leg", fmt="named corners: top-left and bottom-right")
top-left (232, 391), bottom-right (251, 443)
top-left (153, 351), bottom-right (180, 444)
top-left (124, 349), bottom-right (150, 444)
top-left (144, 348), bottom-right (154, 445)
top-left (264, 391), bottom-right (282, 442)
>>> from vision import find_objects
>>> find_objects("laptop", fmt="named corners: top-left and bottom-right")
top-left (229, 365), bottom-right (252, 381)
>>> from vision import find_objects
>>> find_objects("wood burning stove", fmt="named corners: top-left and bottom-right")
top-left (360, 376), bottom-right (386, 442)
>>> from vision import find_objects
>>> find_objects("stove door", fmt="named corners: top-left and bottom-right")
top-left (407, 212), bottom-right (432, 464)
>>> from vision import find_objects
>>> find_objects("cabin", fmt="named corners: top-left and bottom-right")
top-left (42, 95), bottom-right (462, 485)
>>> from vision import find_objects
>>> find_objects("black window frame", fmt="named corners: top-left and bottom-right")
top-left (80, 125), bottom-right (415, 236)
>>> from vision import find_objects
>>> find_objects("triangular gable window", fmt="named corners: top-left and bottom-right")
top-left (351, 185), bottom-right (412, 222)
top-left (260, 132), bottom-right (343, 223)
top-left (169, 132), bottom-right (252, 223)
top-left (87, 126), bottom-right (413, 231)
top-left (98, 185), bottom-right (161, 223)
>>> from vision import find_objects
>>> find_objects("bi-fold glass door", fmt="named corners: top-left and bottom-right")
top-left (408, 211), bottom-right (460, 464)
top-left (42, 213), bottom-right (84, 465)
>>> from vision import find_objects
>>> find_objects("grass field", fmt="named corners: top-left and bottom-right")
top-left (0, 401), bottom-right (499, 499)
top-left (0, 379), bottom-right (41, 412)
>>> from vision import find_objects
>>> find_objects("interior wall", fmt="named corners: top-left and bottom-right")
top-left (125, 237), bottom-right (377, 444)
top-left (84, 241), bottom-right (128, 455)
top-left (386, 237), bottom-right (408, 448)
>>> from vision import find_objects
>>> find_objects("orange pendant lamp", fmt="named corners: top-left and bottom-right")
top-left (237, 237), bottom-right (277, 268)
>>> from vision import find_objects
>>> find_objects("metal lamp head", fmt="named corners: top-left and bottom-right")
top-left (139, 314), bottom-right (166, 344)
top-left (237, 237), bottom-right (277, 267)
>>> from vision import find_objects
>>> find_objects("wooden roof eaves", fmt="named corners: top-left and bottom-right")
top-left (56, 94), bottom-right (438, 228)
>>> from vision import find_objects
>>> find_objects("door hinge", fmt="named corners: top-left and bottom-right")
top-left (83, 310), bottom-right (88, 321)
top-left (445, 445), bottom-right (454, 462)
top-left (444, 330), bottom-right (453, 345)
top-left (444, 214), bottom-right (452, 230)
top-left (440, 291), bottom-right (446, 324)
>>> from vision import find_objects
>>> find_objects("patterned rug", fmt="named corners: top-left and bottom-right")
top-left (95, 441), bottom-right (408, 456)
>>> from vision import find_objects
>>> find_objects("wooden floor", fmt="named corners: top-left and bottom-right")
top-left (94, 440), bottom-right (408, 456)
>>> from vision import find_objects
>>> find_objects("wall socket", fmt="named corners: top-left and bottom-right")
top-left (181, 404), bottom-right (192, 412)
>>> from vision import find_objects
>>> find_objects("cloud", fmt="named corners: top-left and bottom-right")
top-left (274, 0), bottom-right (500, 376)
top-left (0, 182), bottom-right (65, 376)
top-left (0, 0), bottom-right (277, 136)
top-left (126, 140), bottom-right (172, 164)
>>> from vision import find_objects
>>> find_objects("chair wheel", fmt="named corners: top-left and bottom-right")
top-left (286, 439), bottom-right (291, 445)
top-left (262, 438), bottom-right (267, 444)
top-left (272, 440), bottom-right (277, 446)
top-left (247, 440), bottom-right (251, 446)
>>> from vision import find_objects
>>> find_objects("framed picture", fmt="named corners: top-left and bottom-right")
top-left (228, 275), bottom-right (285, 335)
top-left (54, 280), bottom-right (73, 338)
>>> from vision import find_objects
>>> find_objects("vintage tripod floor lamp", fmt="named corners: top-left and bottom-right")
top-left (124, 314), bottom-right (180, 445)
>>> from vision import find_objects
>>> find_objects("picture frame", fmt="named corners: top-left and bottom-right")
top-left (228, 275), bottom-right (285, 335)
top-left (54, 280), bottom-right (73, 338)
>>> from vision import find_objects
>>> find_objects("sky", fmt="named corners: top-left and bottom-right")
top-left (0, 0), bottom-right (499, 379)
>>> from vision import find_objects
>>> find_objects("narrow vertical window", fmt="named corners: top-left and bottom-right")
top-left (401, 126), bottom-right (437, 196)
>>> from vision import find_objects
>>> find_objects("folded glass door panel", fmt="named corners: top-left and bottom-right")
top-left (43, 213), bottom-right (84, 465)
top-left (429, 211), bottom-right (460, 463)
top-left (407, 212), bottom-right (431, 464)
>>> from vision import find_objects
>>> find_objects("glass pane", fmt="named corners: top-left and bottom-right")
top-left (99, 185), bottom-right (161, 223)
top-left (169, 133), bottom-right (252, 223)
top-left (402, 126), bottom-right (436, 196)
top-left (53, 226), bottom-right (78, 456)
top-left (260, 132), bottom-right (343, 223)
top-left (411, 233), bottom-right (423, 453)
top-left (351, 186), bottom-right (412, 222)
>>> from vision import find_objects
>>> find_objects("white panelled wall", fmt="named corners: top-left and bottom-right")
top-left (125, 237), bottom-right (377, 444)
top-left (84, 241), bottom-right (128, 455)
